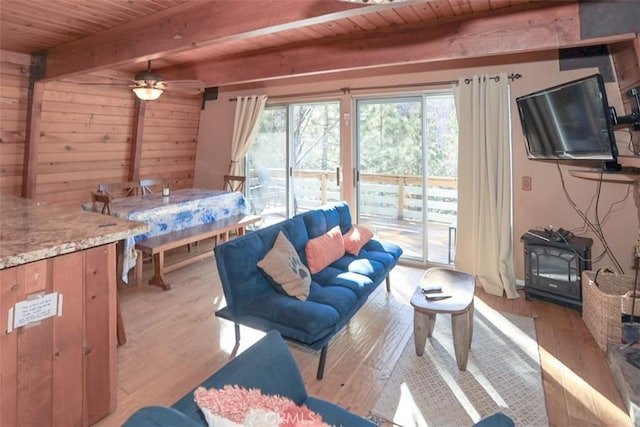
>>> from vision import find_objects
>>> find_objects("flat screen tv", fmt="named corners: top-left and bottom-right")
top-left (516, 74), bottom-right (619, 166)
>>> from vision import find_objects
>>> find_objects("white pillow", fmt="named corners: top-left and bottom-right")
top-left (198, 407), bottom-right (279, 427)
top-left (199, 407), bottom-right (242, 427)
top-left (257, 231), bottom-right (311, 300)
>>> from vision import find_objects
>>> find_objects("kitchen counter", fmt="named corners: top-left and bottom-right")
top-left (0, 195), bottom-right (148, 426)
top-left (0, 195), bottom-right (148, 269)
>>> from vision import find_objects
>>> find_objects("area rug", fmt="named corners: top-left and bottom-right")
top-left (372, 299), bottom-right (548, 427)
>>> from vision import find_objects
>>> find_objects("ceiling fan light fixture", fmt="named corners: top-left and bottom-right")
top-left (133, 87), bottom-right (163, 101)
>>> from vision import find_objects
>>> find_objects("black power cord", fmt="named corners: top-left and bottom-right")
top-left (556, 162), bottom-right (624, 274)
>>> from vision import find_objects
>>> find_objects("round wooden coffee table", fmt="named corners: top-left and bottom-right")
top-left (410, 268), bottom-right (475, 370)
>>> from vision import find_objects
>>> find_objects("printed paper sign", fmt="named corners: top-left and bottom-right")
top-left (14, 292), bottom-right (59, 328)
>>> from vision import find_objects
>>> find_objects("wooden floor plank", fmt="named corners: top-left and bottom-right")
top-left (94, 257), bottom-right (632, 427)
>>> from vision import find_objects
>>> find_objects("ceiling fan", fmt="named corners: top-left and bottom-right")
top-left (69, 60), bottom-right (205, 101)
top-left (130, 60), bottom-right (204, 100)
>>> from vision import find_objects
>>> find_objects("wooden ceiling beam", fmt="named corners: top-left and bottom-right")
top-left (43, 0), bottom-right (413, 80)
top-left (158, 2), bottom-right (635, 87)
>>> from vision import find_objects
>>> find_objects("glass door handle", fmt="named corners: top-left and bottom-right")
top-left (336, 167), bottom-right (340, 186)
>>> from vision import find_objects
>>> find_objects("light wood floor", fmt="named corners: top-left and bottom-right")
top-left (95, 239), bottom-right (631, 427)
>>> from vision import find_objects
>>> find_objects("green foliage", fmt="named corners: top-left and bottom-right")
top-left (251, 103), bottom-right (341, 174)
top-left (357, 95), bottom-right (458, 177)
top-left (250, 94), bottom-right (458, 180)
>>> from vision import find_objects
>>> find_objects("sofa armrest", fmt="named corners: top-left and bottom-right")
top-left (172, 330), bottom-right (309, 422)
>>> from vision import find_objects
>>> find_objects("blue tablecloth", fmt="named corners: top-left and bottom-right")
top-left (83, 188), bottom-right (248, 283)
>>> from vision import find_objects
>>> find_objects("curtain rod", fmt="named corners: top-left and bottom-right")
top-left (228, 73), bottom-right (522, 101)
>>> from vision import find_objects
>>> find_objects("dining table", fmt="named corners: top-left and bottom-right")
top-left (82, 188), bottom-right (249, 283)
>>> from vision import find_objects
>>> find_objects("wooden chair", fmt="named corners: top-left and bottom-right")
top-left (91, 191), bottom-right (113, 215)
top-left (223, 175), bottom-right (246, 192)
top-left (222, 175), bottom-right (246, 239)
top-left (140, 178), bottom-right (165, 195)
top-left (98, 181), bottom-right (140, 198)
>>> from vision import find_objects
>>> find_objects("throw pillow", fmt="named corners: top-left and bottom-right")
top-left (194, 385), bottom-right (329, 427)
top-left (343, 224), bottom-right (374, 256)
top-left (305, 226), bottom-right (345, 274)
top-left (258, 231), bottom-right (311, 301)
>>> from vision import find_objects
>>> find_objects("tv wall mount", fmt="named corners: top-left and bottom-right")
top-left (610, 86), bottom-right (640, 131)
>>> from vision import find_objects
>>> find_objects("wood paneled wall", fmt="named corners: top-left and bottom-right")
top-left (0, 50), bottom-right (201, 207)
top-left (610, 37), bottom-right (640, 154)
top-left (36, 74), bottom-right (136, 205)
top-left (0, 51), bottom-right (30, 197)
top-left (140, 93), bottom-right (199, 189)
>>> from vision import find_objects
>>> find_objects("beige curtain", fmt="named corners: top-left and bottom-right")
top-left (453, 73), bottom-right (518, 299)
top-left (229, 95), bottom-right (268, 175)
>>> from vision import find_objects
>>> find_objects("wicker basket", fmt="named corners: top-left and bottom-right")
top-left (582, 270), bottom-right (636, 351)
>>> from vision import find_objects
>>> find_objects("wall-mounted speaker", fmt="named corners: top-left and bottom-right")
top-left (201, 86), bottom-right (219, 110)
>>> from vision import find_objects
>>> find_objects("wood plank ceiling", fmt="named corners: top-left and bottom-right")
top-left (1, 0), bottom-right (553, 86)
top-left (0, 0), bottom-right (633, 88)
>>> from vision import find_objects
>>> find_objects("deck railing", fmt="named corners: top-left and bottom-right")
top-left (248, 169), bottom-right (458, 225)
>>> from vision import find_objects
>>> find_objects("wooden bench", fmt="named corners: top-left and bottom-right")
top-left (135, 215), bottom-right (261, 290)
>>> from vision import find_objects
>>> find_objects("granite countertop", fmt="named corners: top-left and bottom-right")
top-left (0, 195), bottom-right (149, 269)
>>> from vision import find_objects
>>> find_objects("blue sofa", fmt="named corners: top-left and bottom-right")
top-left (214, 201), bottom-right (402, 379)
top-left (123, 331), bottom-right (515, 427)
top-left (124, 331), bottom-right (376, 426)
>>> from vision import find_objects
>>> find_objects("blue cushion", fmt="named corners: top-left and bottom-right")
top-left (307, 282), bottom-right (359, 317)
top-left (280, 216), bottom-right (309, 251)
top-left (332, 201), bottom-right (353, 233)
top-left (359, 249), bottom-right (396, 271)
top-left (302, 210), bottom-right (328, 239)
top-left (300, 202), bottom-right (353, 239)
top-left (363, 239), bottom-right (403, 261)
top-left (331, 256), bottom-right (386, 284)
top-left (243, 292), bottom-right (340, 338)
top-left (313, 270), bottom-right (375, 298)
top-left (319, 204), bottom-right (341, 232)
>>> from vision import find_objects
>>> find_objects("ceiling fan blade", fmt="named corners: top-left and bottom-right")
top-left (68, 82), bottom-right (129, 86)
top-left (166, 86), bottom-right (204, 96)
top-left (164, 79), bottom-right (205, 88)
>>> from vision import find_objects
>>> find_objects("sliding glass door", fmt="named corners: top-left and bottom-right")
top-left (290, 102), bottom-right (341, 214)
top-left (355, 93), bottom-right (457, 265)
top-left (247, 101), bottom-right (341, 225)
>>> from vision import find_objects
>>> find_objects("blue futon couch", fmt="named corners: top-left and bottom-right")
top-left (214, 201), bottom-right (402, 379)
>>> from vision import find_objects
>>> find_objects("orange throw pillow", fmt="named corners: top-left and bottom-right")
top-left (343, 224), bottom-right (374, 256)
top-left (305, 226), bottom-right (345, 274)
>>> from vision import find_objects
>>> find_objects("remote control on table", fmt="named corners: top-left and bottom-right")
top-left (425, 293), bottom-right (451, 301)
top-left (421, 284), bottom-right (443, 294)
